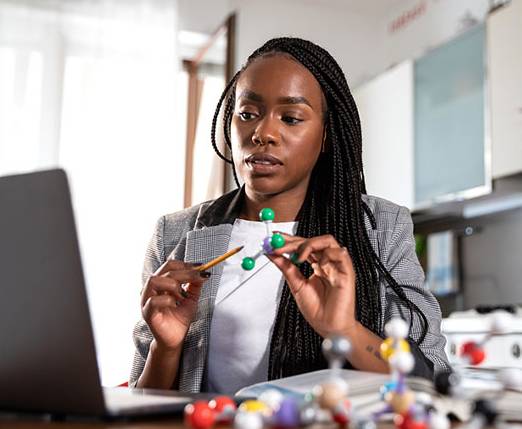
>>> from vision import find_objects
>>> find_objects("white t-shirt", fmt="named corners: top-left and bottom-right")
top-left (206, 218), bottom-right (298, 395)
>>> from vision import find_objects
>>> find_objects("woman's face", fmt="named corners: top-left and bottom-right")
top-left (231, 54), bottom-right (325, 198)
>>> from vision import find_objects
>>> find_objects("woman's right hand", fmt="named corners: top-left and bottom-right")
top-left (141, 260), bottom-right (210, 352)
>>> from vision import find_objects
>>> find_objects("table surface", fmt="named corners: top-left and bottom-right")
top-left (0, 415), bottom-right (396, 429)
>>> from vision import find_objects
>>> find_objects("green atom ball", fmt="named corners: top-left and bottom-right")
top-left (290, 252), bottom-right (301, 265)
top-left (241, 257), bottom-right (256, 271)
top-left (270, 233), bottom-right (285, 249)
top-left (259, 207), bottom-right (275, 222)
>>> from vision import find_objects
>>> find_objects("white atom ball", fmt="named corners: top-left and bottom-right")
top-left (385, 318), bottom-right (409, 339)
top-left (258, 389), bottom-right (284, 411)
top-left (389, 351), bottom-right (414, 373)
top-left (429, 411), bottom-right (450, 429)
top-left (234, 411), bottom-right (264, 429)
top-left (490, 311), bottom-right (513, 334)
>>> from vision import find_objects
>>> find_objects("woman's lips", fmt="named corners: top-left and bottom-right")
top-left (245, 153), bottom-right (283, 175)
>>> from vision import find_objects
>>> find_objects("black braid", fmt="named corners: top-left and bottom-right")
top-left (210, 37), bottom-right (429, 379)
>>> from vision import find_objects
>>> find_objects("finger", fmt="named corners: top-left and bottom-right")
top-left (293, 235), bottom-right (341, 263)
top-left (317, 247), bottom-right (355, 288)
top-left (162, 269), bottom-right (210, 283)
top-left (180, 281), bottom-right (205, 302)
top-left (268, 255), bottom-right (324, 319)
top-left (270, 235), bottom-right (307, 256)
top-left (318, 247), bottom-right (353, 274)
top-left (267, 254), bottom-right (307, 295)
top-left (311, 261), bottom-right (328, 278)
top-left (141, 275), bottom-right (203, 306)
top-left (141, 276), bottom-right (178, 307)
top-left (142, 294), bottom-right (179, 321)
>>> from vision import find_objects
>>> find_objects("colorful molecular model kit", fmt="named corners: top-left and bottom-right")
top-left (184, 311), bottom-right (522, 429)
top-left (240, 208), bottom-right (298, 271)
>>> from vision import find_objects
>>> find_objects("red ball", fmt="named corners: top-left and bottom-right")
top-left (184, 400), bottom-right (216, 429)
top-left (209, 395), bottom-right (236, 412)
top-left (333, 411), bottom-right (350, 425)
top-left (394, 413), bottom-right (427, 429)
top-left (209, 396), bottom-right (236, 423)
top-left (461, 341), bottom-right (486, 365)
top-left (333, 399), bottom-right (351, 425)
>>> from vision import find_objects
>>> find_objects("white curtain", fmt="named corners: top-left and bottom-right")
top-left (0, 0), bottom-right (183, 386)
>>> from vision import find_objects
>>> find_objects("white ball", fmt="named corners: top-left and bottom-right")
top-left (415, 391), bottom-right (433, 407)
top-left (258, 389), bottom-right (284, 411)
top-left (429, 411), bottom-right (450, 429)
top-left (498, 368), bottom-right (522, 390)
top-left (389, 351), bottom-right (414, 373)
top-left (234, 411), bottom-right (264, 429)
top-left (331, 377), bottom-right (350, 396)
top-left (490, 311), bottom-right (513, 334)
top-left (385, 318), bottom-right (409, 339)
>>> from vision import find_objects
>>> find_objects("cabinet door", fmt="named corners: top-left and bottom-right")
top-left (488, 0), bottom-right (522, 179)
top-left (353, 61), bottom-right (414, 209)
top-left (414, 24), bottom-right (490, 208)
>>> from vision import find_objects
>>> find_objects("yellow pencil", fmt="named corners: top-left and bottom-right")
top-left (196, 245), bottom-right (244, 272)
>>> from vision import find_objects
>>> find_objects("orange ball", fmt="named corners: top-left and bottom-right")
top-left (386, 391), bottom-right (415, 414)
top-left (314, 382), bottom-right (347, 410)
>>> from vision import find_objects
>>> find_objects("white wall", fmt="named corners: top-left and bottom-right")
top-left (177, 0), bottom-right (381, 88)
top-left (371, 0), bottom-right (490, 85)
top-left (178, 0), bottom-right (232, 34)
top-left (233, 0), bottom-right (381, 88)
top-left (178, 0), bottom-right (493, 90)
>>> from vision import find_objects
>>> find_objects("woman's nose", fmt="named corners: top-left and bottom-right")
top-left (252, 116), bottom-right (279, 146)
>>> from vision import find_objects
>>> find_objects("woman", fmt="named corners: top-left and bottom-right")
top-left (130, 37), bottom-right (449, 394)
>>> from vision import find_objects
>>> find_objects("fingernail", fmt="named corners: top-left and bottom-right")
top-left (199, 271), bottom-right (211, 278)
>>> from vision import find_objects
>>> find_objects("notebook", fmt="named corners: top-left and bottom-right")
top-left (0, 168), bottom-right (211, 418)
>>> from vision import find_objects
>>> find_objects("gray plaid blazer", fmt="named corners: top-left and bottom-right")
top-left (130, 188), bottom-right (450, 392)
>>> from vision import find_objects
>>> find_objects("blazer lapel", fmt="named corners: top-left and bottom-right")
top-left (178, 223), bottom-right (233, 392)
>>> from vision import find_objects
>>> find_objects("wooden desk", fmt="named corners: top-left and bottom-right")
top-left (1, 415), bottom-right (185, 429)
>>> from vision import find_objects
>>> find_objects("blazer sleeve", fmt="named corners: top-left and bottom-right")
top-left (381, 205), bottom-right (451, 378)
top-left (129, 216), bottom-right (166, 386)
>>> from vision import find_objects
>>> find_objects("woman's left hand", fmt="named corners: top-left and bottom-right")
top-left (267, 233), bottom-right (358, 339)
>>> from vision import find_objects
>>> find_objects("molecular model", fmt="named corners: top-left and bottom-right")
top-left (183, 317), bottom-right (452, 429)
top-left (183, 334), bottom-right (358, 429)
top-left (456, 310), bottom-right (512, 367)
top-left (182, 312), bottom-right (522, 429)
top-left (434, 311), bottom-right (522, 429)
top-left (241, 208), bottom-right (288, 271)
top-left (369, 318), bottom-right (450, 429)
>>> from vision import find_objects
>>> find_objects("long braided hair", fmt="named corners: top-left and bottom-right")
top-left (210, 37), bottom-right (428, 379)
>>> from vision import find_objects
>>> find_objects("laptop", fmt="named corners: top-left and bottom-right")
top-left (0, 169), bottom-right (212, 418)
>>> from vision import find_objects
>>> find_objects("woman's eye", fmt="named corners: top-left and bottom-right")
top-left (239, 112), bottom-right (256, 121)
top-left (282, 116), bottom-right (302, 125)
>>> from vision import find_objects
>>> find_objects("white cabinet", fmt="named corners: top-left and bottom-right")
top-left (488, 0), bottom-right (522, 178)
top-left (353, 61), bottom-right (415, 209)
top-left (414, 24), bottom-right (489, 207)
